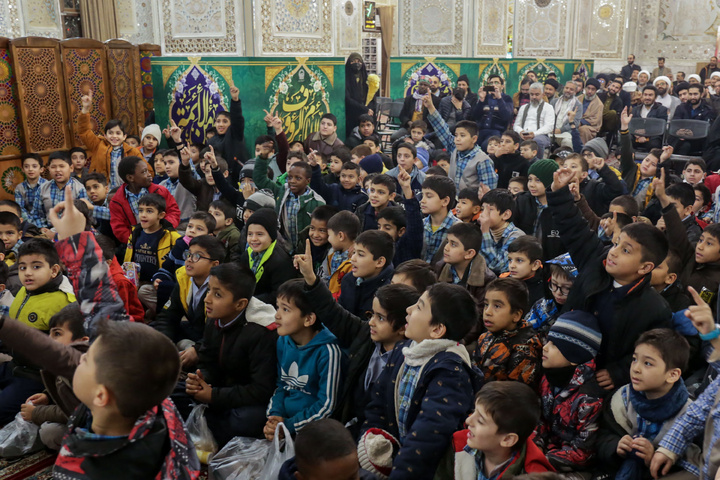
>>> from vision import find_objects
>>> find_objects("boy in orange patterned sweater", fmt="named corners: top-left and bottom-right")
top-left (472, 277), bottom-right (543, 389)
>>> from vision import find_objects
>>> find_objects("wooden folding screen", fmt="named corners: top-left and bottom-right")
top-left (0, 38), bottom-right (23, 160)
top-left (105, 39), bottom-right (144, 136)
top-left (10, 37), bottom-right (72, 154)
top-left (139, 43), bottom-right (161, 124)
top-left (60, 38), bottom-right (112, 147)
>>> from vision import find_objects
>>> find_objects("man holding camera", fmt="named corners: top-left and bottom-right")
top-left (470, 74), bottom-right (514, 151)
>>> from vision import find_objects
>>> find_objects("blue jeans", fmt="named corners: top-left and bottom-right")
top-left (205, 405), bottom-right (268, 446)
top-left (0, 363), bottom-right (44, 426)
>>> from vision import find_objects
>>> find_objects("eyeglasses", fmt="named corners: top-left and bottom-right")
top-left (548, 281), bottom-right (571, 296)
top-left (183, 251), bottom-right (211, 263)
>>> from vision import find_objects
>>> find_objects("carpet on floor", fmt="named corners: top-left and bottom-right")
top-left (0, 450), bottom-right (56, 480)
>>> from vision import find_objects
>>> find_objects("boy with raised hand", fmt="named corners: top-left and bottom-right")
top-left (208, 200), bottom-right (241, 262)
top-left (655, 167), bottom-right (720, 315)
top-left (379, 168), bottom-right (424, 266)
top-left (206, 83), bottom-right (247, 182)
top-left (421, 175), bottom-right (460, 263)
top-left (15, 186), bottom-right (200, 478)
top-left (30, 151), bottom-right (89, 230)
top-left (660, 182), bottom-right (703, 244)
top-left (651, 287), bottom-right (720, 480)
top-left (474, 278), bottom-right (543, 387)
top-left (386, 143), bottom-right (426, 197)
top-left (423, 93), bottom-right (498, 191)
top-left (253, 138), bottom-right (325, 250)
top-left (15, 154), bottom-right (47, 222)
top-left (478, 188), bottom-right (525, 275)
top-left (548, 166), bottom-right (672, 392)
top-left (159, 149), bottom-right (196, 230)
top-left (309, 150), bottom-right (368, 212)
top-left (294, 238), bottom-right (419, 432)
top-left (596, 329), bottom-right (694, 479)
top-left (563, 151), bottom-right (625, 216)
top-left (533, 311), bottom-right (604, 474)
top-left (317, 210), bottom-right (359, 296)
top-left (109, 156), bottom-right (181, 245)
top-left (443, 382), bottom-right (553, 479)
top-left (186, 263), bottom-right (277, 446)
top-left (303, 113), bottom-right (344, 157)
top-left (356, 173), bottom-right (397, 231)
top-left (527, 253), bottom-right (578, 337)
top-left (78, 90), bottom-right (148, 188)
top-left (359, 282), bottom-right (482, 480)
top-left (180, 145), bottom-right (230, 213)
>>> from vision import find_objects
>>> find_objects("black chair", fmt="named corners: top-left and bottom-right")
top-left (628, 117), bottom-right (667, 138)
top-left (668, 119), bottom-right (711, 140)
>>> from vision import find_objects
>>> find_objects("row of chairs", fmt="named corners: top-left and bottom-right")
top-left (628, 117), bottom-right (711, 164)
top-left (375, 97), bottom-right (405, 154)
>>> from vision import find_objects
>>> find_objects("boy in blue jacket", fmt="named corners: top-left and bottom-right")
top-left (264, 279), bottom-right (345, 439)
top-left (310, 156), bottom-right (368, 213)
top-left (359, 282), bottom-right (482, 480)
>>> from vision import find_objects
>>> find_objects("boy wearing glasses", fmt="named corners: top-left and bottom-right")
top-left (152, 235), bottom-right (226, 370)
top-left (527, 253), bottom-right (578, 338)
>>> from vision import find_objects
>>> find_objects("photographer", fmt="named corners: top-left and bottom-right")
top-left (470, 74), bottom-right (514, 151)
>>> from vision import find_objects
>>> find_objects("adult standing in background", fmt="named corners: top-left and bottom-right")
top-left (345, 53), bottom-right (376, 139)
top-left (621, 54), bottom-right (642, 81)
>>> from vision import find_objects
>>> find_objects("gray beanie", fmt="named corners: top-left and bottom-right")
top-left (245, 189), bottom-right (276, 211)
top-left (582, 137), bottom-right (609, 159)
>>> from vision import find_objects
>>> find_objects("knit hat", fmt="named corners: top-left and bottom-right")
top-left (687, 74), bottom-right (701, 83)
top-left (548, 311), bottom-right (602, 365)
top-left (585, 78), bottom-right (601, 90)
top-left (245, 189), bottom-right (276, 212)
top-left (582, 137), bottom-right (609, 159)
top-left (457, 74), bottom-right (470, 85)
top-left (245, 208), bottom-right (278, 241)
top-left (357, 429), bottom-right (399, 480)
top-left (528, 159), bottom-right (559, 189)
top-left (546, 252), bottom-right (578, 278)
top-left (544, 78), bottom-right (560, 90)
top-left (141, 124), bottom-right (162, 142)
top-left (653, 75), bottom-right (671, 87)
top-left (239, 163), bottom-right (254, 180)
top-left (622, 81), bottom-right (637, 92)
top-left (359, 153), bottom-right (384, 174)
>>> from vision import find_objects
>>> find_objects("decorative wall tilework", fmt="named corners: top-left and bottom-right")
top-left (400, 0), bottom-right (466, 56)
top-left (337, 0), bottom-right (361, 53)
top-left (633, 0), bottom-right (720, 60)
top-left (0, 45), bottom-right (22, 159)
top-left (140, 47), bottom-right (159, 120)
top-left (573, 0), bottom-right (627, 59)
top-left (107, 44), bottom-right (143, 136)
top-left (0, 0), bottom-right (24, 39)
top-left (171, 0), bottom-right (226, 37)
top-left (116, 0), bottom-right (157, 44)
top-left (256, 0), bottom-right (334, 55)
top-left (20, 0), bottom-right (62, 38)
top-left (161, 0), bottom-right (241, 54)
top-left (514, 0), bottom-right (571, 58)
top-left (474, 0), bottom-right (511, 56)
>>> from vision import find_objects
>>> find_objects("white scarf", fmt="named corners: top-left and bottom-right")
top-left (402, 339), bottom-right (471, 367)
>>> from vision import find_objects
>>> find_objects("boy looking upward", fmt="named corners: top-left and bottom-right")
top-left (421, 175), bottom-right (460, 263)
top-left (478, 188), bottom-right (524, 274)
top-left (386, 143), bottom-right (426, 197)
top-left (356, 174), bottom-right (397, 232)
top-left (505, 235), bottom-right (545, 306)
top-left (455, 187), bottom-right (482, 223)
top-left (15, 154), bottom-right (47, 222)
top-left (378, 169), bottom-right (424, 266)
top-left (159, 150), bottom-right (196, 228)
top-left (423, 94), bottom-right (498, 190)
top-left (317, 211), bottom-right (360, 296)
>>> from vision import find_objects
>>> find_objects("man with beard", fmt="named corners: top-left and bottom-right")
top-left (395, 78), bottom-right (440, 141)
top-left (577, 78), bottom-right (604, 143)
top-left (637, 70), bottom-right (651, 91)
top-left (653, 76), bottom-right (681, 118)
top-left (630, 85), bottom-right (668, 151)
top-left (344, 53), bottom-right (375, 139)
top-left (471, 74), bottom-right (514, 150)
top-left (621, 54), bottom-right (642, 82)
top-left (672, 84), bottom-right (716, 155)
top-left (438, 87), bottom-right (471, 130)
top-left (700, 56), bottom-right (720, 82)
top-left (544, 78), bottom-right (560, 100)
top-left (597, 79), bottom-right (625, 134)
top-left (513, 82), bottom-right (555, 154)
top-left (456, 74), bottom-right (478, 107)
top-left (652, 57), bottom-right (672, 80)
top-left (513, 78), bottom-right (533, 115)
top-left (429, 75), bottom-right (448, 98)
top-left (550, 81), bottom-right (583, 148)
top-left (675, 81), bottom-right (690, 103)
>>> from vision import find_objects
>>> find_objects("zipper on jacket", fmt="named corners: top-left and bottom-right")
top-left (14, 291), bottom-right (32, 319)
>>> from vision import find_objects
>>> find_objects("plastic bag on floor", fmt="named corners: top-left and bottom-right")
top-left (185, 404), bottom-right (217, 463)
top-left (0, 412), bottom-right (42, 458)
top-left (258, 423), bottom-right (294, 479)
top-left (208, 436), bottom-right (271, 480)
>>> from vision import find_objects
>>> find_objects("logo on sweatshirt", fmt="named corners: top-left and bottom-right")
top-left (281, 362), bottom-right (309, 391)
top-left (27, 312), bottom-right (37, 323)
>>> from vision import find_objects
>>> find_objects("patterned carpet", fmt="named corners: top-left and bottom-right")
top-left (0, 450), bottom-right (56, 480)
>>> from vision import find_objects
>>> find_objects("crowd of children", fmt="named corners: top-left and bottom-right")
top-left (6, 69), bottom-right (720, 480)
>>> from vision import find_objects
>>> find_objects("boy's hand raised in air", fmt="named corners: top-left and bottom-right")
top-left (294, 239), bottom-right (317, 286)
top-left (81, 90), bottom-right (92, 114)
top-left (48, 185), bottom-right (87, 240)
top-left (620, 107), bottom-right (632, 131)
top-left (204, 145), bottom-right (218, 169)
top-left (180, 146), bottom-right (192, 166)
top-left (421, 94), bottom-right (436, 114)
top-left (551, 167), bottom-right (574, 192)
top-left (230, 84), bottom-right (240, 102)
top-left (397, 168), bottom-right (414, 199)
top-left (169, 119), bottom-right (182, 144)
top-left (307, 149), bottom-right (318, 167)
top-left (186, 369), bottom-right (212, 404)
top-left (652, 167), bottom-right (670, 208)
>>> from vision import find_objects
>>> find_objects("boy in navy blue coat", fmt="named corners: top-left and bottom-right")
top-left (359, 282), bottom-right (482, 480)
top-left (338, 230), bottom-right (395, 318)
top-left (376, 168), bottom-right (423, 266)
top-left (310, 156), bottom-right (368, 212)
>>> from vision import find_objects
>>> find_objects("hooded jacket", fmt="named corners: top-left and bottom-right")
top-left (109, 257), bottom-right (145, 322)
top-left (207, 99), bottom-right (247, 183)
top-left (197, 297), bottom-right (278, 411)
top-left (267, 326), bottom-right (345, 435)
top-left (109, 183), bottom-right (181, 244)
top-left (362, 339), bottom-right (482, 480)
top-left (534, 361), bottom-right (605, 470)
